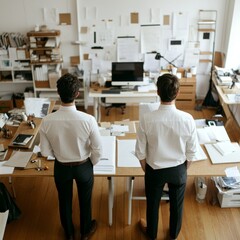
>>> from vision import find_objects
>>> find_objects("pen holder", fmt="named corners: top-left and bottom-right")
top-left (195, 177), bottom-right (207, 203)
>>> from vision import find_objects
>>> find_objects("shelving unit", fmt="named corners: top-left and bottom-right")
top-left (27, 30), bottom-right (63, 98)
top-left (197, 10), bottom-right (217, 74)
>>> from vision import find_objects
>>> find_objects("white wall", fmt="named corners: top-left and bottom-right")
top-left (0, 0), bottom-right (233, 99)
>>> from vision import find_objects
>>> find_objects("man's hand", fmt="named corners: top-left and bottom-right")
top-left (186, 160), bottom-right (192, 169)
top-left (140, 159), bottom-right (146, 172)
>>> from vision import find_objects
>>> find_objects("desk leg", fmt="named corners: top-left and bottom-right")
top-left (127, 176), bottom-right (134, 225)
top-left (108, 177), bottom-right (114, 226)
top-left (93, 97), bottom-right (101, 122)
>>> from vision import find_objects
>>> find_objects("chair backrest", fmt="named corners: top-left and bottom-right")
top-left (139, 102), bottom-right (160, 121)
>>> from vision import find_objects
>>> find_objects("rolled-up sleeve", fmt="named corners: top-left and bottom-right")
top-left (186, 119), bottom-right (198, 161)
top-left (89, 117), bottom-right (103, 165)
top-left (135, 120), bottom-right (147, 161)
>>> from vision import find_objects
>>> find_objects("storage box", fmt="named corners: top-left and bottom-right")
top-left (217, 191), bottom-right (240, 208)
top-left (0, 99), bottom-right (13, 113)
top-left (48, 71), bottom-right (60, 89)
top-left (35, 80), bottom-right (50, 88)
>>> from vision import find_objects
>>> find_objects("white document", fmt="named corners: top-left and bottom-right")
top-left (197, 126), bottom-right (230, 144)
top-left (94, 136), bottom-right (116, 174)
top-left (117, 37), bottom-right (139, 62)
top-left (0, 161), bottom-right (14, 175)
top-left (225, 166), bottom-right (240, 177)
top-left (3, 151), bottom-right (33, 168)
top-left (212, 141), bottom-right (239, 156)
top-left (117, 139), bottom-right (140, 167)
top-left (204, 143), bottom-right (240, 164)
top-left (194, 144), bottom-right (207, 161)
top-left (24, 98), bottom-right (50, 118)
top-left (111, 124), bottom-right (129, 133)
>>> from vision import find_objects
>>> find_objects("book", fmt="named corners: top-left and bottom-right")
top-left (12, 134), bottom-right (33, 146)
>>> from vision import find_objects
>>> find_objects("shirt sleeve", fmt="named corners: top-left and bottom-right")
top-left (135, 119), bottom-right (147, 161)
top-left (89, 117), bottom-right (103, 165)
top-left (39, 121), bottom-right (54, 157)
top-left (186, 118), bottom-right (198, 161)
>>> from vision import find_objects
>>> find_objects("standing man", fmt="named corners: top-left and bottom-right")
top-left (40, 73), bottom-right (102, 240)
top-left (135, 73), bottom-right (198, 240)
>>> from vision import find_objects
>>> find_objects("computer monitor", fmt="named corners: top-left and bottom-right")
top-left (111, 62), bottom-right (146, 87)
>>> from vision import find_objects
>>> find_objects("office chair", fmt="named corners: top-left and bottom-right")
top-left (101, 98), bottom-right (126, 116)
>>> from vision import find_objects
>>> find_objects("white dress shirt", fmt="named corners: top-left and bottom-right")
top-left (135, 104), bottom-right (198, 169)
top-left (40, 105), bottom-right (102, 165)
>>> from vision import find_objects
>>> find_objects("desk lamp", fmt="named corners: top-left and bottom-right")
top-left (155, 52), bottom-right (178, 68)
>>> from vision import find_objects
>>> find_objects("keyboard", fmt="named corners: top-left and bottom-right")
top-left (102, 89), bottom-right (121, 94)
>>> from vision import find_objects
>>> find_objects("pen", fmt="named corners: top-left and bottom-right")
top-left (100, 158), bottom-right (108, 161)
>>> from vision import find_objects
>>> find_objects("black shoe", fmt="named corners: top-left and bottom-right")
top-left (81, 220), bottom-right (97, 240)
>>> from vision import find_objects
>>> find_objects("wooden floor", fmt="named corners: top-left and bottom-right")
top-left (2, 104), bottom-right (240, 240)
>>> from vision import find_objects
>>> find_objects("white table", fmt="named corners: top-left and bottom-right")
top-left (89, 88), bottom-right (159, 121)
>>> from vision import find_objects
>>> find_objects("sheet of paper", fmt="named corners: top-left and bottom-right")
top-left (3, 151), bottom-right (32, 168)
top-left (197, 126), bottom-right (230, 144)
top-left (225, 166), bottom-right (240, 177)
top-left (114, 121), bottom-right (136, 133)
top-left (111, 124), bottom-right (129, 133)
top-left (193, 144), bottom-right (207, 161)
top-left (24, 98), bottom-right (50, 118)
top-left (204, 143), bottom-right (240, 164)
top-left (0, 161), bottom-right (14, 175)
top-left (117, 139), bottom-right (140, 167)
top-left (94, 136), bottom-right (116, 174)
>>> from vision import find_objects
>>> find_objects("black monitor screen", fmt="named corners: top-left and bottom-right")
top-left (111, 62), bottom-right (144, 83)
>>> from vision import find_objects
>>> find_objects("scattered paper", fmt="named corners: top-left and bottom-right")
top-left (225, 166), bottom-right (240, 177)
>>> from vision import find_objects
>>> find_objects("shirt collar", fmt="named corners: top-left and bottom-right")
top-left (59, 105), bottom-right (77, 111)
top-left (159, 104), bottom-right (176, 110)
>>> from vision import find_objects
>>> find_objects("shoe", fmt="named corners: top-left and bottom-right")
top-left (138, 218), bottom-right (147, 235)
top-left (81, 220), bottom-right (97, 240)
top-left (66, 236), bottom-right (73, 240)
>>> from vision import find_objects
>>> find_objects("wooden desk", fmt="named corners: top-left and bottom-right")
top-left (2, 121), bottom-right (239, 227)
top-left (212, 74), bottom-right (240, 136)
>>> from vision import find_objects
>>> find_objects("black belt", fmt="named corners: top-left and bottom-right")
top-left (57, 158), bottom-right (88, 166)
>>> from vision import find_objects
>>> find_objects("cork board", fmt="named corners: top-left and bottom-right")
top-left (70, 56), bottom-right (80, 65)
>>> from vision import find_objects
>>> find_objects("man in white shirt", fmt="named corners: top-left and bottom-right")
top-left (40, 73), bottom-right (102, 240)
top-left (135, 73), bottom-right (198, 240)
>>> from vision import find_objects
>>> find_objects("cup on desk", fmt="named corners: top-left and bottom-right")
top-left (171, 67), bottom-right (178, 75)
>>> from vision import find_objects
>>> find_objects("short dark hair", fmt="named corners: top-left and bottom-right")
top-left (57, 73), bottom-right (81, 103)
top-left (156, 73), bottom-right (180, 102)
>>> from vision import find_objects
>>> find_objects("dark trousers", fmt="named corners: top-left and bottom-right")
top-left (145, 162), bottom-right (187, 240)
top-left (54, 159), bottom-right (94, 237)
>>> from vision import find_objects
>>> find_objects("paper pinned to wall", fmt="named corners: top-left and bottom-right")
top-left (117, 37), bottom-right (139, 62)
top-left (140, 24), bottom-right (161, 53)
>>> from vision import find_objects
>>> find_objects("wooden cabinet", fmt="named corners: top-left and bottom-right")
top-left (27, 30), bottom-right (62, 98)
top-left (176, 77), bottom-right (196, 109)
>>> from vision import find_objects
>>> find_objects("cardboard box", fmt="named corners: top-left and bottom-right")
top-left (49, 71), bottom-right (60, 89)
top-left (35, 81), bottom-right (50, 88)
top-left (0, 99), bottom-right (13, 113)
top-left (217, 191), bottom-right (240, 208)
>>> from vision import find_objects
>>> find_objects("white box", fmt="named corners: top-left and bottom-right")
top-left (217, 191), bottom-right (240, 208)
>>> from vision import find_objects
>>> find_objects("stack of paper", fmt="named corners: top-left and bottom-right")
top-left (212, 141), bottom-right (238, 156)
top-left (94, 136), bottom-right (116, 174)
top-left (117, 139), bottom-right (140, 167)
top-left (204, 142), bottom-right (240, 164)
